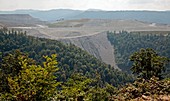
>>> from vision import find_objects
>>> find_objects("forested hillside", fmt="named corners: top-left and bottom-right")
top-left (107, 31), bottom-right (170, 76)
top-left (1, 44), bottom-right (169, 100)
top-left (0, 28), bottom-right (169, 100)
top-left (0, 28), bottom-right (133, 86)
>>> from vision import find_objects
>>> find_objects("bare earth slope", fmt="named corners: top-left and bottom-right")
top-left (60, 32), bottom-right (119, 69)
top-left (9, 19), bottom-right (170, 69)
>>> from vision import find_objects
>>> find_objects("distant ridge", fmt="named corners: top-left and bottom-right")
top-left (0, 14), bottom-right (46, 27)
top-left (0, 9), bottom-right (83, 22)
top-left (0, 9), bottom-right (170, 24)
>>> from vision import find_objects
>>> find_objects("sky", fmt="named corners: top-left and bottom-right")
top-left (0, 0), bottom-right (170, 11)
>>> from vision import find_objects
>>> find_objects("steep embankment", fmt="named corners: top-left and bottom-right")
top-left (60, 32), bottom-right (119, 69)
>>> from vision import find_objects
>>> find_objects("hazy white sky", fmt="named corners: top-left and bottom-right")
top-left (0, 0), bottom-right (170, 11)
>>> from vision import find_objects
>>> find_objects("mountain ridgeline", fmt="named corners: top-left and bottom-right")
top-left (0, 28), bottom-right (133, 86)
top-left (1, 9), bottom-right (170, 24)
top-left (0, 14), bottom-right (46, 27)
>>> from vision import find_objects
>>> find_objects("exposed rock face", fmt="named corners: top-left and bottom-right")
top-left (60, 32), bottom-right (119, 69)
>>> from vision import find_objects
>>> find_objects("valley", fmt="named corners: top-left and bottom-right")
top-left (1, 8), bottom-right (170, 100)
top-left (4, 18), bottom-right (170, 69)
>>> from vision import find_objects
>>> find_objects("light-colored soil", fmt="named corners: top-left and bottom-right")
top-left (23, 19), bottom-right (170, 39)
top-left (9, 19), bottom-right (170, 69)
top-left (16, 19), bottom-right (170, 39)
top-left (60, 32), bottom-right (119, 69)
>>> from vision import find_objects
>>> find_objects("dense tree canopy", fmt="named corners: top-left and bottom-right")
top-left (0, 28), bottom-right (169, 100)
top-left (130, 48), bottom-right (169, 79)
top-left (0, 28), bottom-right (133, 87)
top-left (107, 31), bottom-right (170, 77)
top-left (0, 52), bottom-right (59, 101)
top-left (0, 50), bottom-right (36, 93)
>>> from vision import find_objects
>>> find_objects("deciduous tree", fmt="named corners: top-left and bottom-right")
top-left (130, 48), bottom-right (169, 79)
top-left (0, 52), bottom-right (59, 101)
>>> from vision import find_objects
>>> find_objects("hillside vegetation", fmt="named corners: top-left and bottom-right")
top-left (107, 31), bottom-right (170, 77)
top-left (0, 28), bottom-right (133, 87)
top-left (0, 44), bottom-right (169, 100)
top-left (0, 28), bottom-right (169, 100)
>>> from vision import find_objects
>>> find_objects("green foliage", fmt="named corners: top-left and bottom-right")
top-left (58, 74), bottom-right (92, 100)
top-left (0, 51), bottom-right (116, 101)
top-left (0, 50), bottom-right (35, 93)
top-left (130, 48), bottom-right (169, 79)
top-left (107, 31), bottom-right (170, 76)
top-left (1, 29), bottom-right (170, 100)
top-left (0, 52), bottom-right (59, 101)
top-left (57, 73), bottom-right (115, 101)
top-left (85, 84), bottom-right (115, 101)
top-left (0, 29), bottom-right (133, 86)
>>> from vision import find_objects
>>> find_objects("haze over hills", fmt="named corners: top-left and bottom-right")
top-left (0, 9), bottom-right (83, 22)
top-left (0, 14), bottom-right (46, 27)
top-left (0, 9), bottom-right (170, 24)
